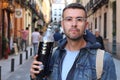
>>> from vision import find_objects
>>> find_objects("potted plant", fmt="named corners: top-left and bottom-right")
top-left (2, 37), bottom-right (10, 59)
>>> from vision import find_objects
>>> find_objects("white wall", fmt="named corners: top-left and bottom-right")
top-left (116, 0), bottom-right (120, 43)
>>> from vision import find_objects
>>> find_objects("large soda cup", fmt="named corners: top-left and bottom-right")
top-left (36, 27), bottom-right (54, 78)
top-left (37, 42), bottom-right (54, 77)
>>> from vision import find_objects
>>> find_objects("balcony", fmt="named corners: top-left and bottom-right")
top-left (15, 0), bottom-right (30, 9)
top-left (2, 0), bottom-right (15, 13)
top-left (86, 0), bottom-right (109, 13)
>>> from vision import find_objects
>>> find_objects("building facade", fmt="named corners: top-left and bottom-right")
top-left (0, 0), bottom-right (44, 59)
top-left (0, 0), bottom-right (16, 59)
top-left (81, 0), bottom-right (120, 58)
top-left (51, 3), bottom-right (65, 23)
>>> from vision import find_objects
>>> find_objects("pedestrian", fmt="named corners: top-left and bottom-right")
top-left (31, 28), bottom-right (41, 56)
top-left (19, 27), bottom-right (29, 51)
top-left (95, 29), bottom-right (105, 50)
top-left (30, 3), bottom-right (116, 80)
top-left (39, 30), bottom-right (44, 41)
top-left (53, 28), bottom-right (63, 47)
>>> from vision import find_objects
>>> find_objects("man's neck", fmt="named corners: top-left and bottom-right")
top-left (66, 38), bottom-right (86, 51)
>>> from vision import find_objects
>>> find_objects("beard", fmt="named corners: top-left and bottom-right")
top-left (64, 28), bottom-right (84, 41)
top-left (66, 34), bottom-right (83, 41)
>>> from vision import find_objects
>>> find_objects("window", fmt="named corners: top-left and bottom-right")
top-left (95, 18), bottom-right (97, 29)
top-left (104, 12), bottom-right (107, 38)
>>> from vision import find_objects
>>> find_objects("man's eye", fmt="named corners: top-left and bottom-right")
top-left (77, 18), bottom-right (82, 21)
top-left (66, 18), bottom-right (72, 21)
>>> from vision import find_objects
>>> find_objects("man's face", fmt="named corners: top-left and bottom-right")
top-left (61, 8), bottom-right (88, 41)
top-left (95, 31), bottom-right (100, 36)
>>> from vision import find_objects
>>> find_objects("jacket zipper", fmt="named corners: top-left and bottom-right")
top-left (66, 50), bottom-right (81, 80)
top-left (58, 50), bottom-right (66, 80)
top-left (66, 49), bottom-right (89, 80)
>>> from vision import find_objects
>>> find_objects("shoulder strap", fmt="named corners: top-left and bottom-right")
top-left (96, 49), bottom-right (105, 79)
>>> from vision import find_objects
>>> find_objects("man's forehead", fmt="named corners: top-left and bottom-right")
top-left (63, 9), bottom-right (86, 17)
top-left (64, 8), bottom-right (85, 12)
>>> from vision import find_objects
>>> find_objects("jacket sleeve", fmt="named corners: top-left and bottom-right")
top-left (101, 52), bottom-right (117, 80)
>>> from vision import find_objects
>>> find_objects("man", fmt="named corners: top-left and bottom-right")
top-left (30, 3), bottom-right (116, 80)
top-left (95, 29), bottom-right (105, 50)
top-left (31, 28), bottom-right (41, 56)
top-left (19, 27), bottom-right (29, 51)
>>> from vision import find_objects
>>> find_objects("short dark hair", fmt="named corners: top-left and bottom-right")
top-left (35, 28), bottom-right (38, 31)
top-left (62, 3), bottom-right (87, 18)
top-left (28, 24), bottom-right (30, 26)
top-left (26, 27), bottom-right (29, 30)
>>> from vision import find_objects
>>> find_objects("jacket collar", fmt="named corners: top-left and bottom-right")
top-left (57, 38), bottom-right (101, 55)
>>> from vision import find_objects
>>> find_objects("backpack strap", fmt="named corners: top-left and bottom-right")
top-left (96, 49), bottom-right (105, 79)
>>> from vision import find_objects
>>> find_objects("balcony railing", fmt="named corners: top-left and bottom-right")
top-left (86, 0), bottom-right (109, 13)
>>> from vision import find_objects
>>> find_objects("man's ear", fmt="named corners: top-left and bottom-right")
top-left (61, 20), bottom-right (65, 33)
top-left (85, 21), bottom-right (89, 29)
top-left (61, 20), bottom-right (63, 28)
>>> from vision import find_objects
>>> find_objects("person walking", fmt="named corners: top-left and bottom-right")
top-left (95, 29), bottom-right (105, 50)
top-left (53, 28), bottom-right (63, 47)
top-left (19, 27), bottom-right (29, 51)
top-left (31, 28), bottom-right (41, 56)
top-left (30, 3), bottom-right (116, 80)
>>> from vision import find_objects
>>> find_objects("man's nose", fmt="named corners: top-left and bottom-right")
top-left (71, 19), bottom-right (77, 27)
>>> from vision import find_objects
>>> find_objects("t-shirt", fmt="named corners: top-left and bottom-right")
top-left (62, 49), bottom-right (79, 80)
top-left (31, 32), bottom-right (41, 43)
top-left (21, 30), bottom-right (29, 40)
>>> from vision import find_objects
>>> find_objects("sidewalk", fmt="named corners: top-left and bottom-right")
top-left (6, 57), bottom-right (33, 80)
top-left (0, 46), bottom-right (34, 80)
top-left (114, 58), bottom-right (120, 80)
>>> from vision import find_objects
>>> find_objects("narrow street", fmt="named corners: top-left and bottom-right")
top-left (0, 0), bottom-right (120, 80)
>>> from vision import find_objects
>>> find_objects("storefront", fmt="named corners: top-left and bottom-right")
top-left (0, 0), bottom-right (14, 59)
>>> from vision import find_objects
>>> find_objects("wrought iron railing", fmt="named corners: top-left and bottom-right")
top-left (85, 0), bottom-right (109, 12)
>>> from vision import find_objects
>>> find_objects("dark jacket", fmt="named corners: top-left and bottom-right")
top-left (84, 30), bottom-right (96, 44)
top-left (96, 36), bottom-right (105, 50)
top-left (53, 32), bottom-right (63, 41)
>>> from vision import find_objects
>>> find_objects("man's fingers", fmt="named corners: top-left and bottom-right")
top-left (33, 55), bottom-right (38, 60)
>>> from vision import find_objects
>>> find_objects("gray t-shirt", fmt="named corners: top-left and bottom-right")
top-left (62, 49), bottom-right (79, 80)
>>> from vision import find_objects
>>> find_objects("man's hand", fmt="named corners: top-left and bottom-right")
top-left (30, 55), bottom-right (43, 79)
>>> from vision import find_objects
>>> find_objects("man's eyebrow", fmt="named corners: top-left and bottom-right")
top-left (64, 16), bottom-right (72, 18)
top-left (76, 16), bottom-right (85, 18)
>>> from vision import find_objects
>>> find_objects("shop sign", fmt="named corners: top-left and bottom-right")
top-left (15, 8), bottom-right (22, 18)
